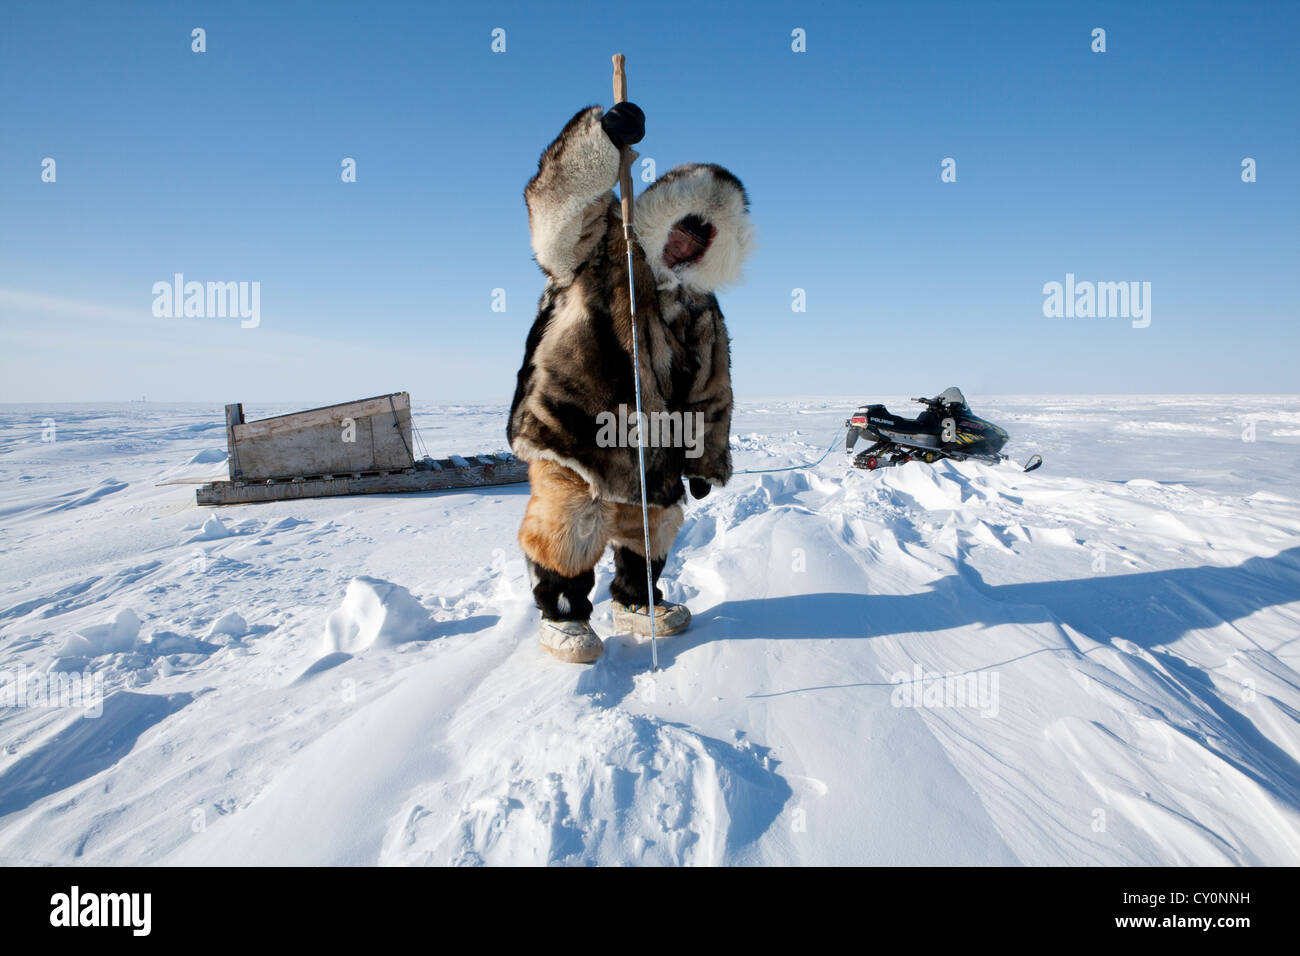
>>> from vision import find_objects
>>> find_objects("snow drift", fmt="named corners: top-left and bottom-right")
top-left (0, 396), bottom-right (1297, 865)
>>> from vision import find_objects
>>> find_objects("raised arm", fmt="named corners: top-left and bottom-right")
top-left (524, 104), bottom-right (644, 283)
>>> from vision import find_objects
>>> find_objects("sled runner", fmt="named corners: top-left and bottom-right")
top-left (845, 388), bottom-right (1043, 473)
top-left (195, 392), bottom-right (527, 505)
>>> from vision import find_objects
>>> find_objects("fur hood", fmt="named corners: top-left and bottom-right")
top-left (633, 164), bottom-right (755, 293)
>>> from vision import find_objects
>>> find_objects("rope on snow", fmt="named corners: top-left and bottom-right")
top-left (734, 428), bottom-right (844, 476)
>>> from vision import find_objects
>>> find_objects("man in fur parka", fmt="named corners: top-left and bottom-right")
top-left (508, 100), bottom-right (754, 663)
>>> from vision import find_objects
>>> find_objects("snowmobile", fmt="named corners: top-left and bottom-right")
top-left (844, 387), bottom-right (1042, 472)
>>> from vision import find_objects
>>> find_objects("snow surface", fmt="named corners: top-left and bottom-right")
top-left (1, 396), bottom-right (1298, 865)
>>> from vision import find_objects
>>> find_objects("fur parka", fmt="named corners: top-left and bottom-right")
top-left (508, 105), bottom-right (754, 507)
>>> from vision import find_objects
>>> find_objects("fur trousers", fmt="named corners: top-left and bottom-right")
top-left (518, 459), bottom-right (685, 621)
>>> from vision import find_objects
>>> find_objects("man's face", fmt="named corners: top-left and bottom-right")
top-left (662, 219), bottom-right (714, 270)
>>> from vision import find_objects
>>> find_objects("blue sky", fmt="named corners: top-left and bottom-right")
top-left (1, 0), bottom-right (1296, 403)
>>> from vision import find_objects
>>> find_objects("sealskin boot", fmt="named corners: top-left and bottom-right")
top-left (612, 601), bottom-right (692, 638)
top-left (539, 618), bottom-right (604, 663)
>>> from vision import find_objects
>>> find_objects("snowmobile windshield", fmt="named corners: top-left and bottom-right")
top-left (937, 387), bottom-right (967, 408)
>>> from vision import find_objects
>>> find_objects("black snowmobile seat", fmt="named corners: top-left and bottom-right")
top-left (871, 404), bottom-right (941, 437)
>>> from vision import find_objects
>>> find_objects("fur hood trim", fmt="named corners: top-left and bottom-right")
top-left (633, 164), bottom-right (754, 293)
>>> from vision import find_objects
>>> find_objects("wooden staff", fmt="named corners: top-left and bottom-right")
top-left (612, 53), bottom-right (658, 671)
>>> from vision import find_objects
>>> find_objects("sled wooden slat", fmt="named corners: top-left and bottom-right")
top-left (196, 454), bottom-right (528, 505)
top-left (195, 391), bottom-right (528, 506)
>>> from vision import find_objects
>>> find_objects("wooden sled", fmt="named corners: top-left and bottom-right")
top-left (195, 392), bottom-right (527, 506)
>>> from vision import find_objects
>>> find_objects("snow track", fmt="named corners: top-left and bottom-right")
top-left (0, 397), bottom-right (1297, 864)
